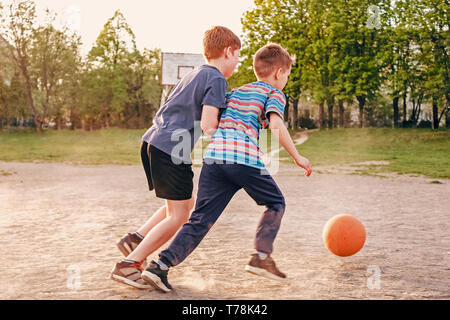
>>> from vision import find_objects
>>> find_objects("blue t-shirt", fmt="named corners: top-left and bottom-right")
top-left (142, 65), bottom-right (227, 164)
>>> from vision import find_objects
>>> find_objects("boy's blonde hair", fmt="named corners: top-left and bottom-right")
top-left (203, 26), bottom-right (241, 61)
top-left (253, 43), bottom-right (294, 78)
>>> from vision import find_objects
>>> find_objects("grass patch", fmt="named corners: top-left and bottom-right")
top-left (1, 127), bottom-right (449, 179)
top-left (279, 128), bottom-right (450, 179)
top-left (1, 169), bottom-right (16, 176)
top-left (0, 128), bottom-right (145, 165)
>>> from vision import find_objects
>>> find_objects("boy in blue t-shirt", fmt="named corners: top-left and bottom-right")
top-left (110, 26), bottom-right (241, 289)
top-left (141, 43), bottom-right (312, 292)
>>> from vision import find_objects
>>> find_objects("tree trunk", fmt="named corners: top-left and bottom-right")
top-left (17, 57), bottom-right (41, 132)
top-left (357, 96), bottom-right (365, 128)
top-left (446, 94), bottom-right (450, 128)
top-left (432, 97), bottom-right (439, 129)
top-left (338, 99), bottom-right (344, 128)
top-left (284, 98), bottom-right (290, 128)
top-left (318, 102), bottom-right (325, 130)
top-left (24, 78), bottom-right (41, 132)
top-left (393, 96), bottom-right (399, 128)
top-left (292, 99), bottom-right (298, 130)
top-left (327, 97), bottom-right (334, 129)
top-left (446, 109), bottom-right (450, 129)
top-left (0, 103), bottom-right (5, 130)
top-left (402, 94), bottom-right (407, 122)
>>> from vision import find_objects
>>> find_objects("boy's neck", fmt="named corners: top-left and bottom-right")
top-left (206, 59), bottom-right (227, 77)
top-left (257, 77), bottom-right (277, 89)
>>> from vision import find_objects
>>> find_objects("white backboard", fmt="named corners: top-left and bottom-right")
top-left (161, 52), bottom-right (206, 86)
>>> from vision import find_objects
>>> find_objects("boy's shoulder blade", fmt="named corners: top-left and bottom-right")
top-left (198, 64), bottom-right (223, 76)
top-left (238, 81), bottom-right (274, 94)
top-left (178, 64), bottom-right (224, 88)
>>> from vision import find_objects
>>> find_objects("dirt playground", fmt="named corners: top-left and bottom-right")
top-left (0, 161), bottom-right (449, 300)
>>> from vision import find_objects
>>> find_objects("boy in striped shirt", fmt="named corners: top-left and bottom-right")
top-left (141, 44), bottom-right (312, 292)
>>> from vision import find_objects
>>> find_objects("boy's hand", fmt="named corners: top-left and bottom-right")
top-left (294, 155), bottom-right (312, 177)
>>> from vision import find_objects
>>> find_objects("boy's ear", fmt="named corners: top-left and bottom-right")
top-left (224, 46), bottom-right (232, 59)
top-left (274, 68), bottom-right (283, 80)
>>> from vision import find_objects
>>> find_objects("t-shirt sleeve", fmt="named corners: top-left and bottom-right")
top-left (202, 77), bottom-right (228, 109)
top-left (263, 90), bottom-right (286, 127)
top-left (225, 90), bottom-right (234, 102)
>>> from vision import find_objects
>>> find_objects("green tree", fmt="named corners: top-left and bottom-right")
top-left (31, 16), bottom-right (82, 129)
top-left (239, 0), bottom-right (389, 130)
top-left (331, 0), bottom-right (389, 128)
top-left (237, 0), bottom-right (309, 129)
top-left (85, 10), bottom-right (136, 129)
top-left (0, 0), bottom-right (41, 130)
top-left (415, 0), bottom-right (449, 129)
top-left (382, 0), bottom-right (413, 127)
top-left (0, 0), bottom-right (82, 131)
top-left (121, 48), bottom-right (162, 129)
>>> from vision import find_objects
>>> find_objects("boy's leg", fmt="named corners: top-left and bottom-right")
top-left (112, 198), bottom-right (194, 289)
top-left (228, 167), bottom-right (286, 255)
top-left (117, 141), bottom-right (162, 243)
top-left (158, 163), bottom-right (240, 268)
top-left (126, 197), bottom-right (194, 263)
top-left (117, 206), bottom-right (167, 257)
top-left (137, 141), bottom-right (171, 237)
top-left (116, 141), bottom-right (170, 257)
top-left (142, 163), bottom-right (239, 292)
top-left (113, 140), bottom-right (198, 289)
top-left (225, 166), bottom-right (287, 279)
top-left (136, 205), bottom-right (167, 237)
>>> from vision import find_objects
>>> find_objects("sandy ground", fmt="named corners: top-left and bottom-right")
top-left (0, 160), bottom-right (449, 300)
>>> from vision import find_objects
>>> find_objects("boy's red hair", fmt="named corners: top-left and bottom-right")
top-left (203, 26), bottom-right (241, 61)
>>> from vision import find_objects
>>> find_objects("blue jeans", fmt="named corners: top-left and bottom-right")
top-left (159, 162), bottom-right (286, 267)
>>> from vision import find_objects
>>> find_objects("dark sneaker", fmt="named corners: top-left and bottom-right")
top-left (110, 260), bottom-right (152, 289)
top-left (117, 233), bottom-right (143, 257)
top-left (141, 261), bottom-right (172, 293)
top-left (245, 254), bottom-right (287, 280)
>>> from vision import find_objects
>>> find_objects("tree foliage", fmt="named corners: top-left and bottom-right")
top-left (235, 0), bottom-right (448, 129)
top-left (0, 2), bottom-right (162, 131)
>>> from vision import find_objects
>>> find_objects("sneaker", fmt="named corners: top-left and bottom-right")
top-left (117, 233), bottom-right (148, 268)
top-left (110, 260), bottom-right (152, 289)
top-left (141, 261), bottom-right (172, 293)
top-left (117, 233), bottom-right (143, 257)
top-left (245, 254), bottom-right (287, 280)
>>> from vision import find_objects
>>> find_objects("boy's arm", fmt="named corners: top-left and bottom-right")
top-left (201, 105), bottom-right (220, 136)
top-left (269, 113), bottom-right (312, 176)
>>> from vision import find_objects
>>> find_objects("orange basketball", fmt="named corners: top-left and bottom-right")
top-left (322, 214), bottom-right (366, 257)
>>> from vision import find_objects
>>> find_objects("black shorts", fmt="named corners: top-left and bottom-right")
top-left (141, 141), bottom-right (194, 201)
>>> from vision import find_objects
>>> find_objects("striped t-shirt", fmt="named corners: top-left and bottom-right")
top-left (204, 81), bottom-right (286, 169)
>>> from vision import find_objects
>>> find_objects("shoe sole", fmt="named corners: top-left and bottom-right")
top-left (141, 271), bottom-right (172, 293)
top-left (110, 273), bottom-right (153, 290)
top-left (245, 265), bottom-right (286, 281)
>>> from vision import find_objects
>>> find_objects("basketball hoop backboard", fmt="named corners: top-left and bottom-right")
top-left (161, 52), bottom-right (206, 86)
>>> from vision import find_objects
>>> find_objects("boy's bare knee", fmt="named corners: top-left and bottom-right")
top-left (188, 197), bottom-right (195, 210)
top-left (166, 198), bottom-right (194, 225)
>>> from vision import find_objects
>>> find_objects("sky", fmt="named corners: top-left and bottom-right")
top-left (31, 0), bottom-right (255, 56)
